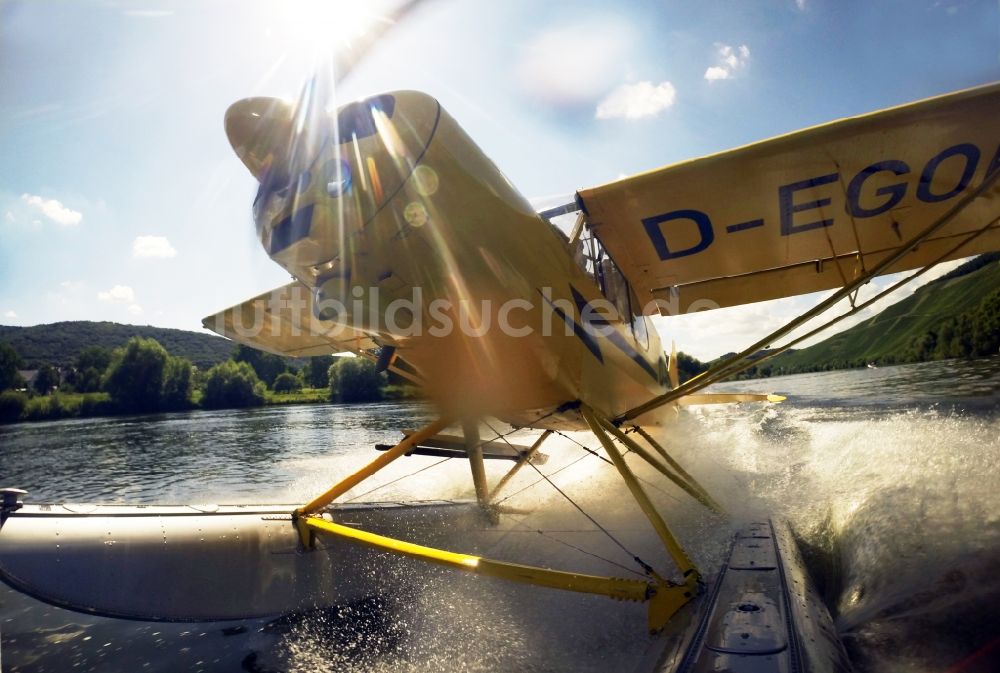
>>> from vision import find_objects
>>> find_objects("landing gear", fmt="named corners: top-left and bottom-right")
top-left (293, 408), bottom-right (719, 633)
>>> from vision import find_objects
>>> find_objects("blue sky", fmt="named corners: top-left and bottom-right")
top-left (1, 0), bottom-right (997, 360)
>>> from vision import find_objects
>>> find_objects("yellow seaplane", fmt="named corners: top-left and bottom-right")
top-left (2, 68), bottom-right (999, 670)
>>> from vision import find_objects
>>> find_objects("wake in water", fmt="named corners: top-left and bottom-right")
top-left (679, 400), bottom-right (1000, 673)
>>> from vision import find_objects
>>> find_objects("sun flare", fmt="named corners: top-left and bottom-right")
top-left (272, 0), bottom-right (385, 58)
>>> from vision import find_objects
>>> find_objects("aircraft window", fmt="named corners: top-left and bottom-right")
top-left (572, 227), bottom-right (639, 322)
top-left (572, 225), bottom-right (650, 348)
top-left (336, 94), bottom-right (395, 141)
top-left (633, 313), bottom-right (649, 351)
top-left (571, 228), bottom-right (601, 287)
top-left (601, 258), bottom-right (630, 323)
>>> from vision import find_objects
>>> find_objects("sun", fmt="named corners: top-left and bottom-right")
top-left (271, 0), bottom-right (387, 60)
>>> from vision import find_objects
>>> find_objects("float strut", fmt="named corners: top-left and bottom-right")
top-left (295, 416), bottom-right (452, 517)
top-left (298, 514), bottom-right (695, 633)
top-left (489, 430), bottom-right (552, 503)
top-left (463, 419), bottom-right (490, 506)
top-left (582, 406), bottom-right (699, 581)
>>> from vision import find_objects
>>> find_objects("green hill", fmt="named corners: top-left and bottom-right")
top-left (0, 321), bottom-right (234, 369)
top-left (743, 254), bottom-right (1000, 376)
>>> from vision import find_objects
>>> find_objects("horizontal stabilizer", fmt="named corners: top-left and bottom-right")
top-left (676, 393), bottom-right (785, 406)
top-left (376, 431), bottom-right (548, 464)
top-left (578, 83), bottom-right (1000, 313)
top-left (202, 281), bottom-right (379, 357)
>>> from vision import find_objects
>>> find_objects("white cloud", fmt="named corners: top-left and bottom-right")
top-left (704, 67), bottom-right (730, 81)
top-left (3, 310), bottom-right (16, 319)
top-left (98, 285), bottom-right (136, 304)
top-left (4, 211), bottom-right (13, 223)
top-left (20, 193), bottom-right (82, 226)
top-left (704, 43), bottom-right (751, 82)
top-left (517, 20), bottom-right (632, 106)
top-left (795, 0), bottom-right (807, 10)
top-left (596, 81), bottom-right (677, 120)
top-left (127, 304), bottom-right (144, 316)
top-left (132, 235), bottom-right (177, 259)
top-left (654, 300), bottom-right (794, 361)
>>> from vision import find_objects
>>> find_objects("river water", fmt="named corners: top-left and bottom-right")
top-left (0, 357), bottom-right (998, 672)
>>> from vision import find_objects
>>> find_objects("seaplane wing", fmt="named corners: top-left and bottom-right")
top-left (202, 281), bottom-right (378, 358)
top-left (577, 83), bottom-right (1000, 314)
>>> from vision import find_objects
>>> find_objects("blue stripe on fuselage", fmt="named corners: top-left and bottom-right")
top-left (537, 289), bottom-right (604, 363)
top-left (569, 286), bottom-right (659, 382)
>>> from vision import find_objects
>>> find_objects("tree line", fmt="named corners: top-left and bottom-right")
top-left (0, 337), bottom-right (413, 423)
top-left (0, 320), bottom-right (235, 368)
top-left (732, 284), bottom-right (1000, 379)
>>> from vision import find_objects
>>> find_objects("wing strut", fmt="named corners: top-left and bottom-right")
top-left (677, 218), bottom-right (998, 389)
top-left (621, 166), bottom-right (1000, 422)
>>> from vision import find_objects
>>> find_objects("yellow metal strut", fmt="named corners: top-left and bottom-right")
top-left (581, 407), bottom-right (700, 582)
top-left (297, 514), bottom-right (695, 633)
top-left (295, 416), bottom-right (453, 517)
top-left (294, 413), bottom-right (702, 633)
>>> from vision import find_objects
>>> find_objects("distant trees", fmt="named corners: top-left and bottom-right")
top-left (0, 321), bottom-right (234, 368)
top-left (202, 360), bottom-right (266, 408)
top-left (272, 371), bottom-right (302, 393)
top-left (102, 337), bottom-right (192, 412)
top-left (0, 342), bottom-right (23, 390)
top-left (102, 338), bottom-right (167, 411)
top-left (161, 355), bottom-right (194, 409)
top-left (305, 355), bottom-right (334, 389)
top-left (675, 351), bottom-right (708, 384)
top-left (234, 345), bottom-right (291, 388)
top-left (925, 251), bottom-right (1000, 287)
top-left (908, 287), bottom-right (1000, 361)
top-left (72, 346), bottom-right (112, 392)
top-left (0, 331), bottom-right (404, 422)
top-left (33, 364), bottom-right (60, 394)
top-left (0, 391), bottom-right (27, 422)
top-left (329, 357), bottom-right (385, 403)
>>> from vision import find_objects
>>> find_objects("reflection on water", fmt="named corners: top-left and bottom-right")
top-left (0, 402), bottom-right (436, 504)
top-left (713, 354), bottom-right (1000, 410)
top-left (1, 357), bottom-right (998, 672)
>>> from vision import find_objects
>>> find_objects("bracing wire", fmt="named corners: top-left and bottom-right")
top-left (484, 420), bottom-right (659, 577)
top-left (345, 413), bottom-right (555, 502)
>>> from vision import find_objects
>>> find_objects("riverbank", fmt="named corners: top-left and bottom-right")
top-left (0, 385), bottom-right (422, 425)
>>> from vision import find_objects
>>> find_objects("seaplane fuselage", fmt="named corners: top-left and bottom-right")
top-left (225, 91), bottom-right (667, 427)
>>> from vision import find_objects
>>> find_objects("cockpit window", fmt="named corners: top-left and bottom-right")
top-left (572, 224), bottom-right (650, 349)
top-left (336, 94), bottom-right (395, 141)
top-left (573, 226), bottom-right (633, 318)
